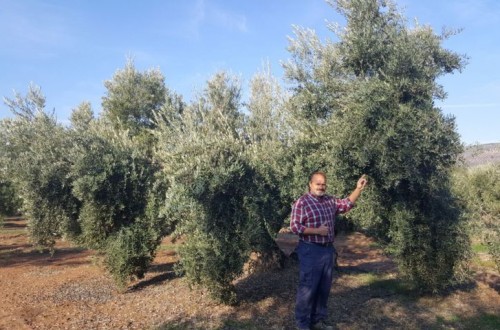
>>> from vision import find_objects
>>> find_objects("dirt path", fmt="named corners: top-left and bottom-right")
top-left (1, 217), bottom-right (499, 329)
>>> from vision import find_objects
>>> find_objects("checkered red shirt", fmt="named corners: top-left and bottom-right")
top-left (290, 192), bottom-right (354, 244)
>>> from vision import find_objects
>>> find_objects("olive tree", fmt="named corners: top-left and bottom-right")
top-left (153, 71), bottom-right (285, 303)
top-left (0, 179), bottom-right (20, 216)
top-left (102, 59), bottom-right (168, 137)
top-left (68, 114), bottom-right (164, 286)
top-left (283, 0), bottom-right (470, 291)
top-left (245, 66), bottom-right (297, 215)
top-left (1, 85), bottom-right (80, 248)
top-left (66, 73), bottom-right (175, 286)
top-left (452, 164), bottom-right (500, 271)
top-left (0, 132), bottom-right (22, 217)
top-left (2, 82), bottom-right (168, 287)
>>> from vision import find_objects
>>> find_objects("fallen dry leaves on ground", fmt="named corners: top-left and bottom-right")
top-left (1, 218), bottom-right (499, 330)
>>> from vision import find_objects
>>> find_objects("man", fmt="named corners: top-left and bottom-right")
top-left (290, 171), bottom-right (367, 330)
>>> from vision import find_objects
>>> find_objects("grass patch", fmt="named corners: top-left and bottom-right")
top-left (218, 319), bottom-right (259, 329)
top-left (474, 259), bottom-right (497, 269)
top-left (368, 241), bottom-right (384, 249)
top-left (158, 244), bottom-right (177, 252)
top-left (371, 278), bottom-right (414, 295)
top-left (357, 273), bottom-right (380, 285)
top-left (157, 319), bottom-right (258, 330)
top-left (470, 244), bottom-right (497, 270)
top-left (157, 321), bottom-right (205, 330)
top-left (0, 228), bottom-right (27, 235)
top-left (435, 313), bottom-right (500, 330)
top-left (472, 243), bottom-right (489, 253)
top-left (356, 273), bottom-right (414, 295)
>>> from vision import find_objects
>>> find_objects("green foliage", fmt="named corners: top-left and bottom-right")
top-left (69, 101), bottom-right (94, 131)
top-left (245, 67), bottom-right (296, 220)
top-left (71, 134), bottom-right (151, 248)
top-left (0, 177), bottom-right (21, 216)
top-left (102, 59), bottom-right (168, 135)
top-left (452, 164), bottom-right (500, 271)
top-left (387, 190), bottom-right (471, 291)
top-left (154, 71), bottom-right (286, 304)
top-left (0, 118), bottom-right (21, 216)
top-left (1, 82), bottom-right (167, 286)
top-left (171, 147), bottom-right (283, 304)
top-left (283, 0), bottom-right (470, 292)
top-left (1, 85), bottom-right (80, 248)
top-left (68, 115), bottom-right (166, 284)
top-left (104, 221), bottom-right (158, 289)
top-left (0, 0), bottom-right (480, 300)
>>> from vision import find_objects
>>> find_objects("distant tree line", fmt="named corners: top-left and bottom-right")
top-left (2, 0), bottom-right (491, 302)
top-left (452, 164), bottom-right (500, 272)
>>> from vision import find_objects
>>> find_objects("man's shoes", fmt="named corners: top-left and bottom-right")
top-left (311, 320), bottom-right (334, 330)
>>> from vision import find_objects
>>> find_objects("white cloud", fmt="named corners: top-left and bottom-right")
top-left (0, 0), bottom-right (73, 55)
top-left (449, 0), bottom-right (500, 26)
top-left (186, 0), bottom-right (248, 38)
top-left (187, 0), bottom-right (207, 38)
top-left (210, 5), bottom-right (248, 33)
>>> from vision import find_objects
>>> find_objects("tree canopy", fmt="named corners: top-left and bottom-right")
top-left (0, 0), bottom-right (475, 300)
top-left (283, 0), bottom-right (469, 290)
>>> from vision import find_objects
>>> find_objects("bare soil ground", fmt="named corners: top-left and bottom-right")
top-left (1, 217), bottom-right (499, 330)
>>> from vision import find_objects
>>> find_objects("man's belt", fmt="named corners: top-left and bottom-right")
top-left (302, 240), bottom-right (333, 248)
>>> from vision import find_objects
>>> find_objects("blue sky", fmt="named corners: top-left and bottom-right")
top-left (1, 0), bottom-right (499, 145)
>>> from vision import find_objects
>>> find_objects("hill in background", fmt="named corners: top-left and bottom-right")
top-left (462, 143), bottom-right (500, 167)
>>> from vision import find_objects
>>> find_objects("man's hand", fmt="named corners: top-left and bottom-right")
top-left (348, 174), bottom-right (368, 205)
top-left (303, 224), bottom-right (329, 236)
top-left (357, 174), bottom-right (368, 191)
top-left (316, 225), bottom-right (329, 236)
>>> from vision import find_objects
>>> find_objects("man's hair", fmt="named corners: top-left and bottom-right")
top-left (309, 170), bottom-right (327, 183)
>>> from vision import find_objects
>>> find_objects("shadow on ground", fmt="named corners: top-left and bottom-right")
top-left (0, 246), bottom-right (91, 268)
top-left (128, 261), bottom-right (179, 292)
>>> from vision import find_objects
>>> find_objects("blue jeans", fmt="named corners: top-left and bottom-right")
top-left (295, 240), bottom-right (335, 328)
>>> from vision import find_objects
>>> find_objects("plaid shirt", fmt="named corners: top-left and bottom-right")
top-left (290, 192), bottom-right (354, 244)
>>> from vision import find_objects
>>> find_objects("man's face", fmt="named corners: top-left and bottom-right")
top-left (309, 174), bottom-right (326, 196)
